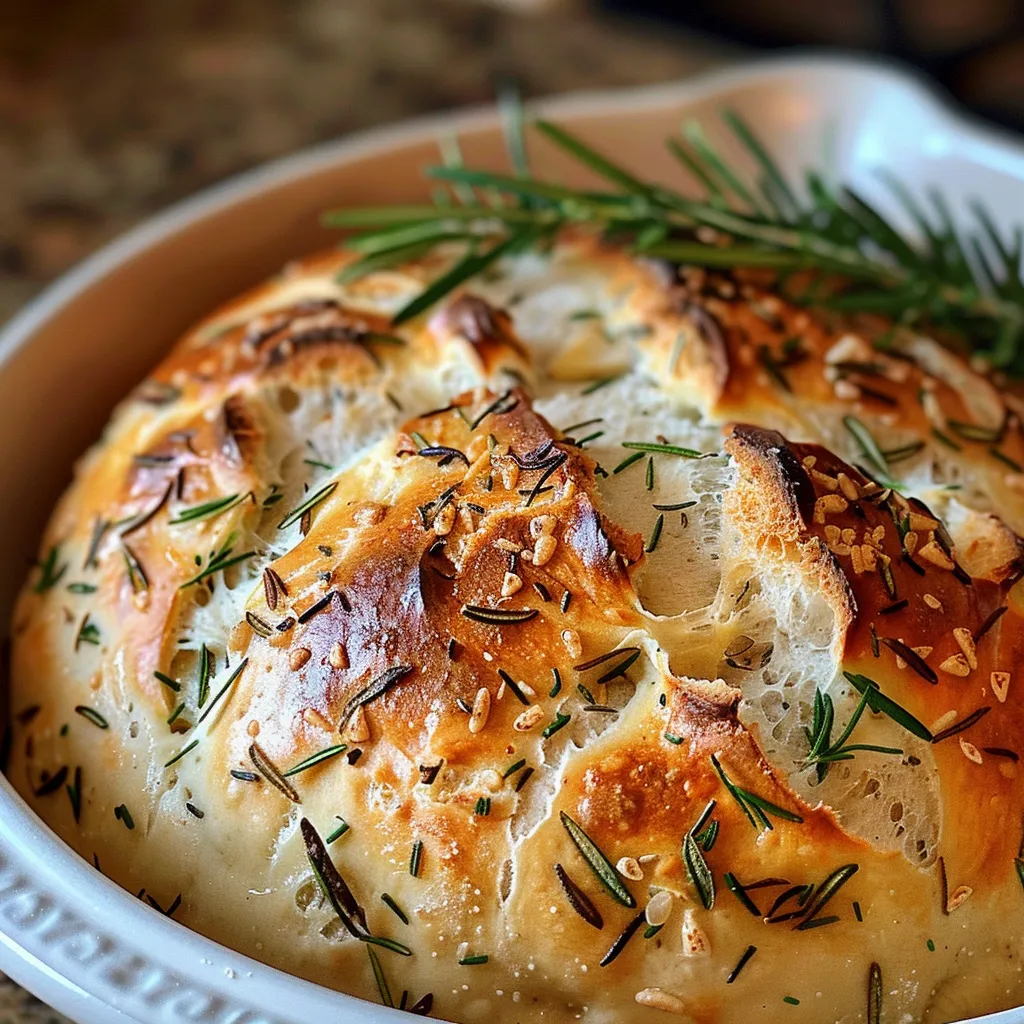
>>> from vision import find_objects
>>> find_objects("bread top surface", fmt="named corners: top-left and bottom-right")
top-left (8, 232), bottom-right (1024, 1024)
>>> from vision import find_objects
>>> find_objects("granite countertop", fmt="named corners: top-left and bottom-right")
top-left (0, 1), bottom-right (732, 1017)
top-left (0, 0), bottom-right (737, 329)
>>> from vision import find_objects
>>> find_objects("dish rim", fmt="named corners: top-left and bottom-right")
top-left (0, 53), bottom-right (1021, 1024)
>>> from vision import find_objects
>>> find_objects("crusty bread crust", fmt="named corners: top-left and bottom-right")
top-left (8, 235), bottom-right (1024, 1023)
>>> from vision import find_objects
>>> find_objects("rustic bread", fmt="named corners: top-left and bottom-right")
top-left (8, 232), bottom-right (1024, 1023)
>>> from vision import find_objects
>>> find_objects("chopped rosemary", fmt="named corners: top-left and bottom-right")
top-left (548, 667), bottom-right (565, 700)
top-left (652, 500), bottom-right (697, 511)
top-left (249, 741), bottom-right (301, 802)
top-left (868, 962), bottom-right (882, 1024)
top-left (67, 582), bottom-right (97, 594)
top-left (581, 375), bottom-right (622, 396)
top-left (727, 944), bottom-right (757, 983)
top-left (599, 910), bottom-right (645, 967)
top-left (931, 705), bottom-right (991, 744)
top-left (554, 863), bottom-right (603, 929)
top-left (34, 766), bottom-right (68, 797)
top-left (278, 481), bottom-right (338, 531)
top-left (245, 611), bottom-right (274, 638)
top-left (367, 946), bottom-right (393, 1007)
top-left (795, 863), bottom-right (859, 930)
top-left (497, 668), bottom-right (530, 705)
top-left (612, 451), bottom-right (646, 474)
top-left (179, 536), bottom-right (256, 588)
top-left (301, 817), bottom-right (367, 937)
top-left (154, 671), bottom-right (181, 693)
top-left (296, 590), bottom-right (337, 624)
top-left (683, 805), bottom-right (716, 910)
top-left (724, 873), bottom-right (762, 917)
top-left (621, 441), bottom-right (705, 459)
top-left (164, 739), bottom-right (198, 768)
top-left (474, 796), bottom-right (491, 816)
top-left (645, 513), bottom-right (665, 553)
top-left (65, 767), bottom-right (82, 823)
top-left (947, 419), bottom-right (1003, 442)
top-left (502, 758), bottom-right (527, 779)
top-left (381, 892), bottom-right (409, 925)
top-left (327, 815), bottom-right (352, 839)
top-left (197, 644), bottom-right (212, 708)
top-left (196, 658), bottom-right (248, 726)
top-left (34, 545), bottom-right (67, 593)
top-left (459, 954), bottom-right (489, 966)
top-left (114, 804), bottom-right (135, 830)
top-left (843, 415), bottom-right (891, 480)
top-left (340, 665), bottom-right (414, 729)
top-left (74, 706), bottom-right (108, 730)
top-left (460, 604), bottom-right (538, 625)
top-left (362, 935), bottom-right (412, 957)
top-left (574, 647), bottom-right (640, 672)
top-left (283, 744), bottom-right (348, 777)
top-left (75, 616), bottom-right (101, 650)
top-left (543, 711), bottom-right (571, 738)
top-left (843, 671), bottom-right (933, 741)
top-left (410, 839), bottom-right (424, 877)
top-left (169, 492), bottom-right (251, 524)
top-left (560, 810), bottom-right (636, 907)
top-left (710, 754), bottom-right (802, 831)
top-left (880, 637), bottom-right (937, 683)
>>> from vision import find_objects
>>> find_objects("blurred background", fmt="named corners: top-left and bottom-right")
top-left (1, 0), bottom-right (1023, 331)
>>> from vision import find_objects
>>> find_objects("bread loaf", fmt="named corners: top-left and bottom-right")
top-left (8, 232), bottom-right (1023, 1022)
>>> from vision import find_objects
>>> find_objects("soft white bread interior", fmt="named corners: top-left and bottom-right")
top-left (8, 232), bottom-right (1024, 1023)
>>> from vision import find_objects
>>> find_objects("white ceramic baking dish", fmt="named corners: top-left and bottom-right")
top-left (1, 55), bottom-right (1022, 1024)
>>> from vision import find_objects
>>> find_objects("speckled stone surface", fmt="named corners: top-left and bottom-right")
top-left (0, 977), bottom-right (71, 1024)
top-left (0, 0), bottom-right (736, 329)
top-left (0, 2), bottom-right (731, 1018)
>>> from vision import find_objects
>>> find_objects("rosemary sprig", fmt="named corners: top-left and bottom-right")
top-left (324, 104), bottom-right (1024, 373)
top-left (804, 687), bottom-right (903, 781)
